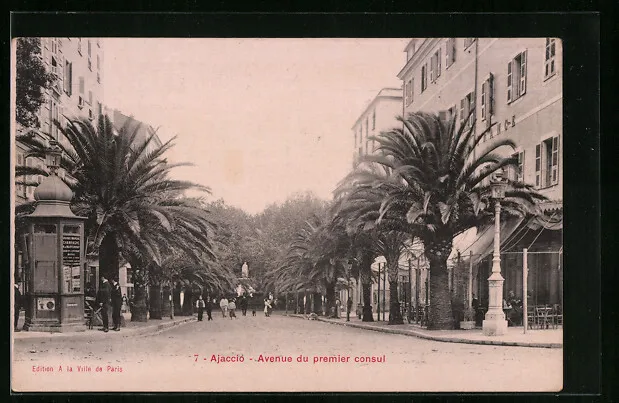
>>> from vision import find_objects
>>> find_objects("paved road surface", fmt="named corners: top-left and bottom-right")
top-left (12, 313), bottom-right (562, 392)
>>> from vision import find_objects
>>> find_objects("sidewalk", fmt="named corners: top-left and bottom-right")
top-left (286, 314), bottom-right (562, 349)
top-left (13, 312), bottom-right (196, 343)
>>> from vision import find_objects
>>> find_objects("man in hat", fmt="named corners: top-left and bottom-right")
top-left (96, 275), bottom-right (112, 332)
top-left (110, 277), bottom-right (123, 331)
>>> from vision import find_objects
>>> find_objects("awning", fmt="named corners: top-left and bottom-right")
top-left (452, 217), bottom-right (524, 263)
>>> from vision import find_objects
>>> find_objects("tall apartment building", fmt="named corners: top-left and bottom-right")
top-left (15, 37), bottom-right (104, 204)
top-left (398, 38), bottom-right (563, 307)
top-left (352, 88), bottom-right (403, 167)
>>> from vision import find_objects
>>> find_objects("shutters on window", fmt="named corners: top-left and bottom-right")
top-left (551, 136), bottom-right (559, 185)
top-left (535, 144), bottom-right (541, 187)
top-left (520, 50), bottom-right (527, 96)
top-left (507, 61), bottom-right (513, 103)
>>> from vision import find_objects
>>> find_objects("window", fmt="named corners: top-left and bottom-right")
top-left (51, 56), bottom-right (62, 94)
top-left (88, 39), bottom-right (91, 57)
top-left (459, 91), bottom-right (476, 130)
top-left (544, 38), bottom-right (556, 79)
top-left (421, 63), bottom-right (428, 92)
top-left (97, 72), bottom-right (101, 84)
top-left (480, 74), bottom-right (495, 122)
top-left (88, 90), bottom-right (93, 105)
top-left (446, 38), bottom-right (456, 68)
top-left (49, 99), bottom-right (59, 139)
top-left (464, 38), bottom-right (476, 49)
top-left (64, 60), bottom-right (72, 96)
top-left (507, 50), bottom-right (527, 103)
top-left (97, 55), bottom-right (100, 70)
top-left (535, 137), bottom-right (560, 188)
top-left (97, 101), bottom-right (102, 116)
top-left (405, 78), bottom-right (414, 106)
top-left (447, 105), bottom-right (457, 121)
top-left (79, 76), bottom-right (85, 95)
top-left (508, 152), bottom-right (525, 182)
top-left (50, 38), bottom-right (58, 55)
top-left (372, 109), bottom-right (376, 130)
top-left (430, 50), bottom-right (441, 82)
top-left (88, 58), bottom-right (92, 71)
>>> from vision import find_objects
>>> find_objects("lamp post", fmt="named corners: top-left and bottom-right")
top-left (482, 168), bottom-right (509, 336)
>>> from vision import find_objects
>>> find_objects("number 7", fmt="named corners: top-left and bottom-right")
top-left (194, 354), bottom-right (199, 362)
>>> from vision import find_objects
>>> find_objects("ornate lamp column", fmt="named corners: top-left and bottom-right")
top-left (483, 168), bottom-right (509, 336)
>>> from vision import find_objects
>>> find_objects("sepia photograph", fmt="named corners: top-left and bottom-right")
top-left (11, 35), bottom-right (564, 393)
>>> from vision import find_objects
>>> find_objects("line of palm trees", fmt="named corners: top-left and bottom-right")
top-left (268, 111), bottom-right (547, 330)
top-left (15, 115), bottom-right (236, 321)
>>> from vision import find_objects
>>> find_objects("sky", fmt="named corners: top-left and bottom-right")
top-left (103, 38), bottom-right (409, 214)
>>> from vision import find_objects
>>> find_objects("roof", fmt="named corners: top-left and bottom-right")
top-left (351, 87), bottom-right (403, 129)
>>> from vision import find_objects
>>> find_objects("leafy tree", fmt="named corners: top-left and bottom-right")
top-left (15, 38), bottom-right (56, 128)
top-left (366, 111), bottom-right (546, 329)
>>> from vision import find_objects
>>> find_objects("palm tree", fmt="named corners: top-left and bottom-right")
top-left (335, 162), bottom-right (412, 324)
top-left (366, 111), bottom-right (547, 330)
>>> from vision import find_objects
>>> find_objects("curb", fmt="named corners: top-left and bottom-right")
top-left (285, 314), bottom-right (562, 349)
top-left (13, 316), bottom-right (196, 343)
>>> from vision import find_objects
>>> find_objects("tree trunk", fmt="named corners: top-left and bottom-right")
top-left (359, 253), bottom-right (374, 322)
top-left (312, 292), bottom-right (322, 315)
top-left (386, 258), bottom-right (403, 325)
top-left (304, 291), bottom-right (310, 314)
top-left (161, 284), bottom-right (171, 318)
top-left (388, 280), bottom-right (403, 324)
top-left (182, 288), bottom-right (194, 316)
top-left (325, 282), bottom-right (336, 318)
top-left (425, 239), bottom-right (455, 330)
top-left (99, 233), bottom-right (119, 281)
top-left (131, 268), bottom-right (148, 322)
top-left (149, 284), bottom-right (162, 319)
top-left (173, 285), bottom-right (182, 316)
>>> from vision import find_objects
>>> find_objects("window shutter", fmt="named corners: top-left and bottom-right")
top-left (551, 136), bottom-right (559, 184)
top-left (430, 55), bottom-right (435, 83)
top-left (520, 50), bottom-right (527, 96)
top-left (535, 144), bottom-right (541, 187)
top-left (79, 76), bottom-right (84, 94)
top-left (488, 73), bottom-right (495, 115)
top-left (410, 78), bottom-right (414, 103)
top-left (451, 38), bottom-right (456, 64)
top-left (459, 98), bottom-right (465, 128)
top-left (507, 61), bottom-right (513, 103)
top-left (437, 51), bottom-right (441, 77)
top-left (404, 81), bottom-right (408, 106)
top-left (481, 82), bottom-right (486, 120)
top-left (446, 41), bottom-right (451, 66)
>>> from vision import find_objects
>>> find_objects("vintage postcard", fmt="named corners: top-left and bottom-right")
top-left (11, 36), bottom-right (563, 392)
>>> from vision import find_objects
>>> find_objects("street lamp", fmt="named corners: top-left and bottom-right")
top-left (482, 167), bottom-right (509, 336)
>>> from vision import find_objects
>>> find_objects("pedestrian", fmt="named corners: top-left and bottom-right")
top-left (335, 298), bottom-right (341, 318)
top-left (240, 295), bottom-right (248, 316)
top-left (196, 295), bottom-right (206, 321)
top-left (14, 282), bottom-right (22, 331)
top-left (219, 296), bottom-right (229, 318)
top-left (229, 298), bottom-right (237, 319)
top-left (110, 278), bottom-right (123, 331)
top-left (264, 298), bottom-right (272, 317)
top-left (96, 275), bottom-right (112, 332)
top-left (205, 296), bottom-right (213, 321)
top-left (347, 297), bottom-right (353, 318)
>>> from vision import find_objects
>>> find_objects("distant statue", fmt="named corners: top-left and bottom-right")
top-left (241, 262), bottom-right (249, 278)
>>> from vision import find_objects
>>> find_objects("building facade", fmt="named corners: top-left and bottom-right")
top-left (352, 88), bottom-right (403, 167)
top-left (15, 37), bottom-right (105, 204)
top-left (398, 38), bottom-right (563, 311)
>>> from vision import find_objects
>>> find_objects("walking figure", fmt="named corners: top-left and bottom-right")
top-left (264, 298), bottom-right (272, 317)
top-left (206, 297), bottom-right (213, 321)
top-left (229, 298), bottom-right (237, 319)
top-left (219, 296), bottom-right (229, 318)
top-left (196, 296), bottom-right (206, 321)
top-left (96, 275), bottom-right (112, 332)
top-left (240, 295), bottom-right (248, 316)
top-left (110, 278), bottom-right (123, 331)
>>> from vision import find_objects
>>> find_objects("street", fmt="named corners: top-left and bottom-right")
top-left (12, 313), bottom-right (562, 392)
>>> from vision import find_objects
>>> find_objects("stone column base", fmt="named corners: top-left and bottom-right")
top-left (482, 318), bottom-right (508, 336)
